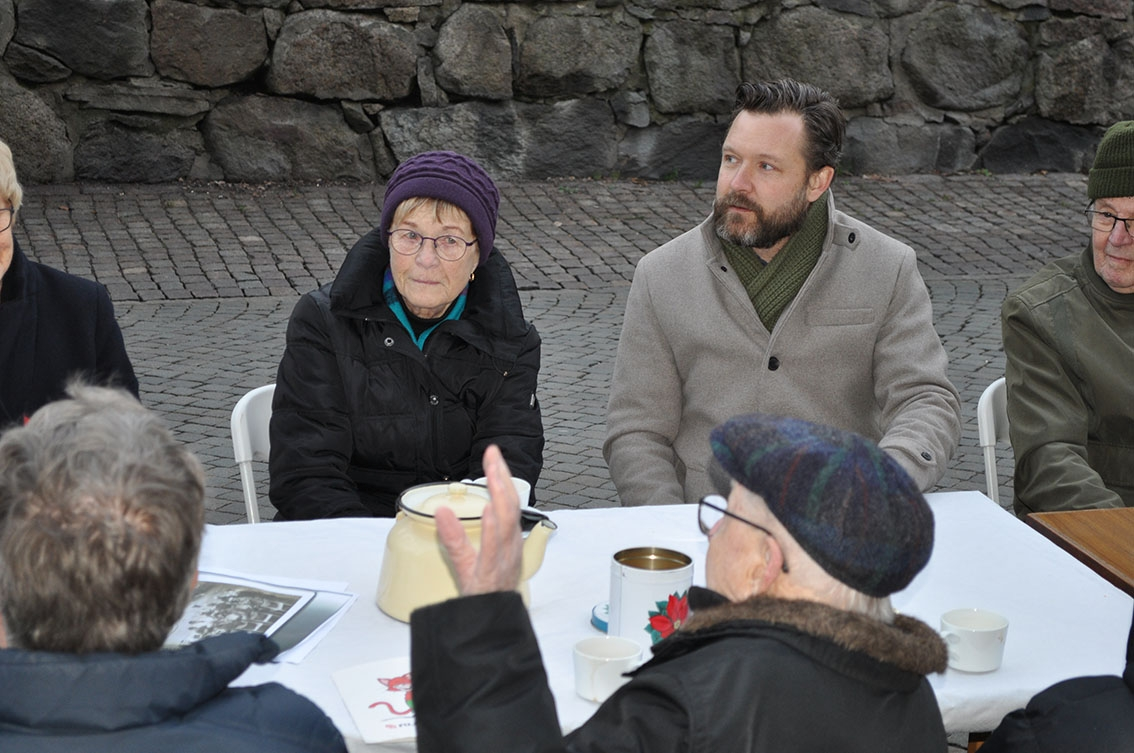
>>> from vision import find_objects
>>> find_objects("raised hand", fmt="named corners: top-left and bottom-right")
top-left (435, 445), bottom-right (522, 595)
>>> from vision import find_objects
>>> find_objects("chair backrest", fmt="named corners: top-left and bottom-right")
top-left (230, 384), bottom-right (275, 524)
top-left (977, 377), bottom-right (1010, 505)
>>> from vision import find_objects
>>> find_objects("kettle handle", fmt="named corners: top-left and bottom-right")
top-left (520, 506), bottom-right (554, 533)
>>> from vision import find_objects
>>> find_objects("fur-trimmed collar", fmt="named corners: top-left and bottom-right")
top-left (675, 587), bottom-right (946, 676)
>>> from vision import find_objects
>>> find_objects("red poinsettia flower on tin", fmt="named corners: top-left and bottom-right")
top-left (645, 591), bottom-right (689, 643)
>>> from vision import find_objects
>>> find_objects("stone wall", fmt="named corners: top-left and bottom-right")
top-left (0, 0), bottom-right (1128, 184)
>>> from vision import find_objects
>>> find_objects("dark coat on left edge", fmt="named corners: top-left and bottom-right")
top-left (269, 228), bottom-right (544, 519)
top-left (0, 240), bottom-right (138, 426)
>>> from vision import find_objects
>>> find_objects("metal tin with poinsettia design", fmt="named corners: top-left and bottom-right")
top-left (608, 547), bottom-right (693, 652)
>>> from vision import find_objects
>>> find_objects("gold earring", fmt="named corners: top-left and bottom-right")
top-left (469, 271), bottom-right (476, 282)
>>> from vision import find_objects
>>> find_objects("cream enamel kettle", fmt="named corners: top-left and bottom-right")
top-left (375, 481), bottom-right (558, 622)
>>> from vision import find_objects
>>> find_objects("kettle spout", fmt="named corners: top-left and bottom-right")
top-left (520, 511), bottom-right (557, 582)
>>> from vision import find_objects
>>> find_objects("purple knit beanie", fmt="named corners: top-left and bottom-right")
top-left (709, 413), bottom-right (933, 598)
top-left (379, 151), bottom-right (500, 266)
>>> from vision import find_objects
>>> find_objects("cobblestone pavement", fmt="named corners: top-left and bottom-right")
top-left (15, 173), bottom-right (1090, 524)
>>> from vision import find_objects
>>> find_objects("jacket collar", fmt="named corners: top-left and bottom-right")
top-left (650, 586), bottom-right (947, 680)
top-left (1077, 243), bottom-right (1134, 306)
top-left (0, 632), bottom-right (276, 731)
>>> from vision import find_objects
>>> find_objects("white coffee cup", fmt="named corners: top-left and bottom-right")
top-left (573, 636), bottom-right (642, 702)
top-left (468, 476), bottom-right (531, 505)
top-left (940, 608), bottom-right (1009, 672)
top-left (607, 547), bottom-right (693, 653)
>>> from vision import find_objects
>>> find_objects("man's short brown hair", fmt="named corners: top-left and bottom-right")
top-left (0, 385), bottom-right (206, 654)
top-left (732, 79), bottom-right (846, 174)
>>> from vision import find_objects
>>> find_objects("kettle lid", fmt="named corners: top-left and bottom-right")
top-left (399, 481), bottom-right (490, 519)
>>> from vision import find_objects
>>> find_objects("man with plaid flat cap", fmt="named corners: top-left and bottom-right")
top-left (408, 414), bottom-right (948, 753)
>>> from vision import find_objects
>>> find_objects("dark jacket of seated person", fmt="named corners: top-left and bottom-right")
top-left (410, 415), bottom-right (949, 753)
top-left (0, 632), bottom-right (344, 753)
top-left (980, 605), bottom-right (1134, 753)
top-left (0, 385), bottom-right (346, 753)
top-left (270, 151), bottom-right (543, 520)
top-left (0, 139), bottom-right (137, 427)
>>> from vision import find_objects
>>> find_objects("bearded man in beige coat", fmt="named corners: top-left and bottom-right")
top-left (604, 79), bottom-right (962, 507)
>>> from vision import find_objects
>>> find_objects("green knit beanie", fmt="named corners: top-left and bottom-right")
top-left (1089, 121), bottom-right (1134, 200)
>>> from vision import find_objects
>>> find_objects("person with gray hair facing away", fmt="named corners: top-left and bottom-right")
top-left (604, 79), bottom-right (961, 508)
top-left (0, 385), bottom-right (346, 753)
top-left (1002, 120), bottom-right (1134, 514)
top-left (410, 414), bottom-right (948, 753)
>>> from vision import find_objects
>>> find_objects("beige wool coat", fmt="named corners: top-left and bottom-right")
top-left (604, 192), bottom-right (962, 506)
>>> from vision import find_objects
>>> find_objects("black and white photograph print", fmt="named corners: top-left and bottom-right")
top-left (165, 573), bottom-right (314, 647)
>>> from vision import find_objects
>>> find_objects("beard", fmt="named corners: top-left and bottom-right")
top-left (712, 185), bottom-right (811, 250)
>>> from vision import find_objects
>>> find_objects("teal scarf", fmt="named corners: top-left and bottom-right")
top-left (382, 269), bottom-right (467, 350)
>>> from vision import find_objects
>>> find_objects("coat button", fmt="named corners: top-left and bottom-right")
top-left (921, 451), bottom-right (932, 461)
top-left (429, 394), bottom-right (440, 406)
top-left (848, 232), bottom-right (856, 243)
top-left (768, 356), bottom-right (780, 371)
top-left (384, 337), bottom-right (394, 347)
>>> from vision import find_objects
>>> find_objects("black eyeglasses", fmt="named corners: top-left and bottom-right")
top-left (388, 229), bottom-right (477, 262)
top-left (1085, 208), bottom-right (1134, 235)
top-left (0, 207), bottom-right (13, 233)
top-left (698, 495), bottom-right (789, 573)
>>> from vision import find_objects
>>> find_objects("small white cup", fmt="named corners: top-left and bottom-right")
top-left (573, 636), bottom-right (642, 703)
top-left (940, 608), bottom-right (1009, 672)
top-left (469, 476), bottom-right (532, 505)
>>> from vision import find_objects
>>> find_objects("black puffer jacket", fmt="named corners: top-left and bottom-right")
top-left (411, 588), bottom-right (949, 753)
top-left (269, 228), bottom-right (543, 519)
top-left (980, 605), bottom-right (1134, 753)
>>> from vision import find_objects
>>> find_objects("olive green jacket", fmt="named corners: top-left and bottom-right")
top-left (1002, 246), bottom-right (1134, 515)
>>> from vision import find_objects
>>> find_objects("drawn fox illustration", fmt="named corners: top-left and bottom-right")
top-left (369, 672), bottom-right (414, 715)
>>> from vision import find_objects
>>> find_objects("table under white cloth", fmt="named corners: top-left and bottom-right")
top-left (204, 490), bottom-right (1132, 749)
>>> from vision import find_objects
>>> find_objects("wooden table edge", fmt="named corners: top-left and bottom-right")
top-left (1026, 511), bottom-right (1134, 598)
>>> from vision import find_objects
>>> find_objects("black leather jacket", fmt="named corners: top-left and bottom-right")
top-left (269, 228), bottom-right (543, 519)
top-left (410, 588), bottom-right (948, 753)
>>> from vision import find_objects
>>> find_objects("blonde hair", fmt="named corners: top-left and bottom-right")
top-left (390, 197), bottom-right (471, 234)
top-left (0, 140), bottom-right (23, 214)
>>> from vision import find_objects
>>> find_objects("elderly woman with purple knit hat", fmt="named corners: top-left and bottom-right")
top-left (269, 152), bottom-right (544, 519)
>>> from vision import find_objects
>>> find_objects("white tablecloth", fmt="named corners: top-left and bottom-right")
top-left (203, 491), bottom-right (1132, 747)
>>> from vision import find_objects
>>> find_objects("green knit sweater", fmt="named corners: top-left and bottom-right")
top-left (721, 192), bottom-right (829, 331)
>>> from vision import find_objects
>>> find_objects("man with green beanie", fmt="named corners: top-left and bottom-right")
top-left (1001, 120), bottom-right (1134, 515)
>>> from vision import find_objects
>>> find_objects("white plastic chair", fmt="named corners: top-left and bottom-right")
top-left (230, 384), bottom-right (275, 524)
top-left (977, 377), bottom-right (1010, 504)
